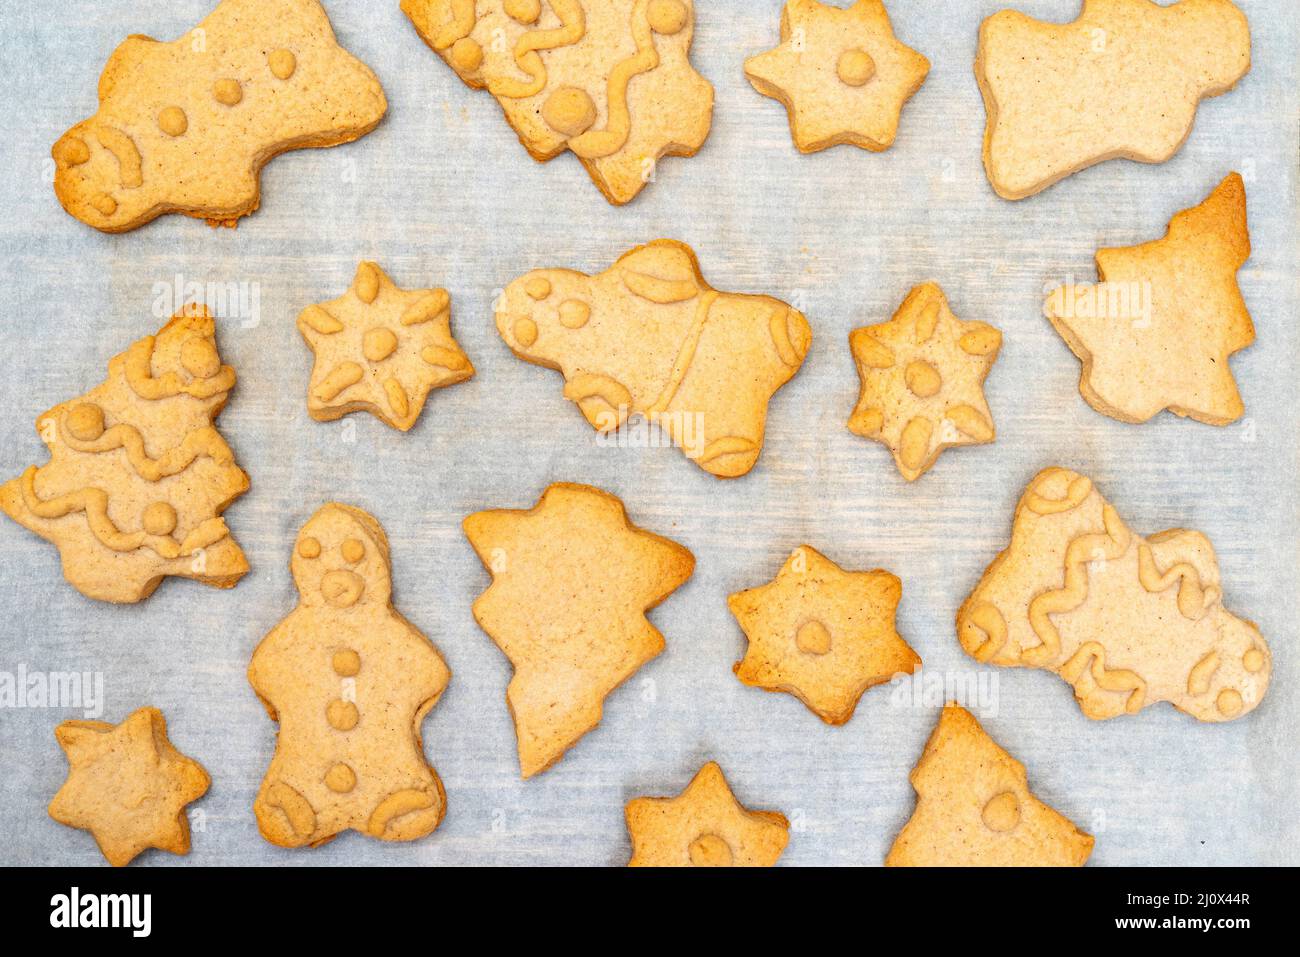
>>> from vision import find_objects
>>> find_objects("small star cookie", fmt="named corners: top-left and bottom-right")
top-left (464, 483), bottom-right (694, 778)
top-left (299, 261), bottom-right (475, 432)
top-left (848, 283), bottom-right (1002, 481)
top-left (1045, 173), bottom-right (1253, 425)
top-left (626, 762), bottom-right (790, 867)
top-left (48, 708), bottom-right (210, 867)
top-left (745, 0), bottom-right (930, 153)
top-left (729, 545), bottom-right (920, 725)
top-left (886, 704), bottom-right (1094, 867)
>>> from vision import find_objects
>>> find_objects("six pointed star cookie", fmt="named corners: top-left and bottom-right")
top-left (1044, 173), bottom-right (1253, 425)
top-left (463, 483), bottom-right (695, 778)
top-left (729, 545), bottom-right (920, 724)
top-left (48, 707), bottom-right (210, 867)
top-left (626, 761), bottom-right (790, 866)
top-left (299, 261), bottom-right (475, 432)
top-left (745, 0), bottom-right (930, 153)
top-left (848, 283), bottom-right (1002, 481)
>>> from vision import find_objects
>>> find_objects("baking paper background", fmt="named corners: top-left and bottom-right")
top-left (0, 0), bottom-right (1295, 866)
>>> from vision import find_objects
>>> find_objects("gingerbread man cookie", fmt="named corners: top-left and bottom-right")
top-left (1045, 173), bottom-right (1253, 425)
top-left (51, 0), bottom-right (387, 232)
top-left (464, 484), bottom-right (694, 778)
top-left (976, 0), bottom-right (1251, 200)
top-left (49, 708), bottom-right (210, 867)
top-left (250, 504), bottom-right (451, 848)
top-left (887, 704), bottom-right (1094, 867)
top-left (299, 261), bottom-right (475, 432)
top-left (729, 546), bottom-right (920, 725)
top-left (0, 306), bottom-right (249, 603)
top-left (403, 0), bottom-right (713, 205)
top-left (848, 283), bottom-right (1001, 481)
top-left (745, 0), bottom-right (930, 153)
top-left (626, 762), bottom-right (790, 867)
top-left (958, 468), bottom-right (1271, 722)
top-left (496, 240), bottom-right (811, 478)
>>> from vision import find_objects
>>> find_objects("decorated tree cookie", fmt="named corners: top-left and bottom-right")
top-left (0, 306), bottom-right (250, 603)
top-left (250, 504), bottom-right (450, 848)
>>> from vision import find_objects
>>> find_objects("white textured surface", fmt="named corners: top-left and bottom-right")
top-left (0, 0), bottom-right (1295, 866)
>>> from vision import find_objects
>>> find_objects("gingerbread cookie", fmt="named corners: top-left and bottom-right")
top-left (976, 0), bottom-right (1251, 200)
top-left (0, 306), bottom-right (249, 603)
top-left (49, 707), bottom-right (210, 867)
top-left (403, 0), bottom-right (713, 205)
top-left (496, 240), bottom-right (811, 478)
top-left (745, 0), bottom-right (929, 154)
top-left (299, 261), bottom-right (475, 432)
top-left (52, 0), bottom-right (387, 232)
top-left (886, 704), bottom-right (1094, 867)
top-left (626, 762), bottom-right (790, 867)
top-left (1045, 173), bottom-right (1253, 425)
top-left (464, 484), bottom-right (694, 778)
top-left (250, 504), bottom-right (450, 848)
top-left (848, 283), bottom-right (1001, 481)
top-left (959, 468), bottom-right (1271, 722)
top-left (729, 545), bottom-right (920, 725)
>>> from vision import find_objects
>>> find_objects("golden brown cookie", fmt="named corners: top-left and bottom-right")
top-left (299, 261), bottom-right (475, 432)
top-left (0, 306), bottom-right (249, 603)
top-left (958, 468), bottom-right (1272, 722)
top-left (51, 0), bottom-right (387, 232)
top-left (729, 545), bottom-right (920, 725)
top-left (848, 283), bottom-right (1001, 481)
top-left (403, 0), bottom-right (713, 205)
top-left (976, 0), bottom-right (1250, 200)
top-left (464, 483), bottom-right (694, 778)
top-left (745, 0), bottom-right (930, 153)
top-left (496, 240), bottom-right (812, 478)
top-left (1045, 173), bottom-right (1253, 425)
top-left (886, 704), bottom-right (1094, 866)
top-left (250, 504), bottom-right (451, 848)
top-left (49, 707), bottom-right (210, 867)
top-left (626, 762), bottom-right (790, 867)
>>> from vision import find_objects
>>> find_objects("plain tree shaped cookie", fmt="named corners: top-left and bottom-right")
top-left (464, 484), bottom-right (694, 778)
top-left (0, 306), bottom-right (250, 603)
top-left (1045, 173), bottom-right (1253, 425)
top-left (403, 0), bottom-right (714, 205)
top-left (626, 762), bottom-right (790, 867)
top-left (51, 0), bottom-right (387, 232)
top-left (976, 0), bottom-right (1250, 200)
top-left (49, 707), bottom-right (210, 867)
top-left (496, 240), bottom-right (812, 478)
top-left (250, 504), bottom-right (451, 848)
top-left (958, 468), bottom-right (1272, 722)
top-left (887, 704), bottom-right (1094, 867)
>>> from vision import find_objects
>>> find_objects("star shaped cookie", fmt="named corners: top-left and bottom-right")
top-left (745, 0), bottom-right (929, 153)
top-left (729, 545), bottom-right (920, 725)
top-left (1044, 173), bottom-right (1253, 425)
top-left (848, 283), bottom-right (1002, 481)
top-left (626, 762), bottom-right (790, 866)
top-left (298, 261), bottom-right (475, 432)
top-left (48, 708), bottom-right (210, 867)
top-left (463, 483), bottom-right (694, 778)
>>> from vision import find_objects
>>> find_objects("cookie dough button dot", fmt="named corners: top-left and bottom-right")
top-left (268, 49), bottom-right (297, 80)
top-left (559, 300), bottom-right (590, 329)
top-left (981, 791), bottom-right (1020, 832)
top-left (158, 106), bottom-right (188, 137)
top-left (513, 317), bottom-right (539, 348)
top-left (324, 763), bottom-right (356, 794)
top-left (449, 37), bottom-right (483, 73)
top-left (1243, 649), bottom-right (1265, 673)
top-left (687, 833), bottom-right (733, 867)
top-left (65, 403), bottom-right (105, 441)
top-left (648, 0), bottom-right (688, 35)
top-left (298, 536), bottom-right (322, 559)
top-left (837, 48), bottom-right (876, 87)
top-left (905, 360), bottom-right (942, 398)
top-left (332, 649), bottom-right (361, 677)
top-left (213, 78), bottom-right (243, 106)
top-left (321, 569), bottom-right (364, 608)
top-left (142, 502), bottom-right (177, 537)
top-left (525, 276), bottom-right (552, 300)
top-left (341, 538), bottom-right (365, 564)
top-left (504, 0), bottom-right (541, 24)
top-left (542, 86), bottom-right (597, 137)
top-left (363, 327), bottom-right (398, 363)
top-left (326, 699), bottom-right (359, 732)
top-left (181, 336), bottom-right (221, 379)
top-left (795, 620), bottom-right (832, 656)
top-left (1216, 688), bottom-right (1243, 718)
top-left (92, 194), bottom-right (117, 216)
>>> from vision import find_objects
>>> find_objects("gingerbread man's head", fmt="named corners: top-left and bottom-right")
top-left (291, 504), bottom-right (392, 610)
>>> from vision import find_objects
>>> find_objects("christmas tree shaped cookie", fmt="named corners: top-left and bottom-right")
top-left (0, 306), bottom-right (249, 603)
top-left (887, 704), bottom-right (1094, 866)
top-left (402, 0), bottom-right (714, 205)
top-left (958, 468), bottom-right (1271, 722)
top-left (250, 504), bottom-right (451, 848)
